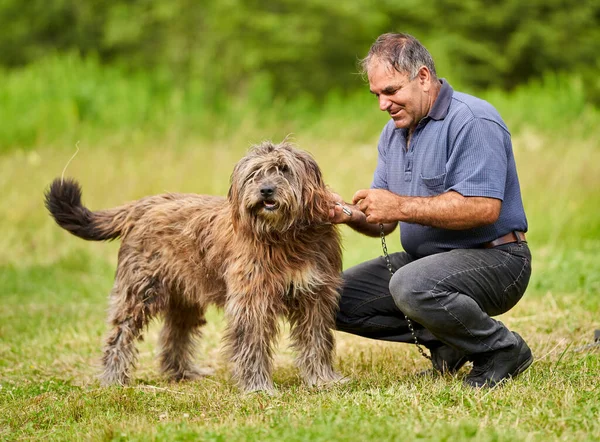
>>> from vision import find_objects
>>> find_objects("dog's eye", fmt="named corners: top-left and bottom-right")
top-left (279, 165), bottom-right (290, 174)
top-left (246, 170), bottom-right (259, 181)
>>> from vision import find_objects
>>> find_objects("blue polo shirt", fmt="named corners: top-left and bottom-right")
top-left (372, 80), bottom-right (528, 258)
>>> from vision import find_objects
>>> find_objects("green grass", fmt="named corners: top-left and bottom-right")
top-left (1, 60), bottom-right (600, 440)
top-left (1, 251), bottom-right (599, 441)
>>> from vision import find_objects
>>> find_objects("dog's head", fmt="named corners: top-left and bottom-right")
top-left (228, 141), bottom-right (331, 236)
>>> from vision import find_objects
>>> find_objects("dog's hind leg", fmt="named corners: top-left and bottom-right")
top-left (223, 298), bottom-right (279, 394)
top-left (99, 278), bottom-right (158, 386)
top-left (158, 301), bottom-right (214, 381)
top-left (288, 288), bottom-right (344, 388)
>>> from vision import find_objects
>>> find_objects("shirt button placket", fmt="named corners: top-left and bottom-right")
top-left (405, 127), bottom-right (420, 182)
top-left (405, 151), bottom-right (413, 182)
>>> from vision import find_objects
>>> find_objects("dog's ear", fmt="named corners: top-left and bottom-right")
top-left (297, 151), bottom-right (330, 223)
top-left (227, 173), bottom-right (241, 232)
top-left (300, 152), bottom-right (325, 189)
top-left (296, 150), bottom-right (325, 189)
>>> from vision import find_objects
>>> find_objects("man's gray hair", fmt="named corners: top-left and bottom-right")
top-left (360, 33), bottom-right (437, 80)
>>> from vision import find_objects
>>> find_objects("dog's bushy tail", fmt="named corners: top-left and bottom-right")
top-left (44, 178), bottom-right (129, 241)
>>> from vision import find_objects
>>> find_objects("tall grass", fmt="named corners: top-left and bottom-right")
top-left (1, 54), bottom-right (598, 152)
top-left (0, 53), bottom-right (378, 151)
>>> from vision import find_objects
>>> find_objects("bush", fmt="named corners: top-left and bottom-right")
top-left (0, 0), bottom-right (598, 103)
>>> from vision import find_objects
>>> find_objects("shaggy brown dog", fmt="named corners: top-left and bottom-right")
top-left (45, 141), bottom-right (344, 393)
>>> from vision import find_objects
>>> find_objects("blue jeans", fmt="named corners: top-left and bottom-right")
top-left (336, 242), bottom-right (532, 355)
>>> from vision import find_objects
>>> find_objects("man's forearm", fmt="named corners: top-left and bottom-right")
top-left (396, 191), bottom-right (501, 230)
top-left (353, 189), bottom-right (501, 229)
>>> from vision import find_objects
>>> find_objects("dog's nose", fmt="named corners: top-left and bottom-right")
top-left (260, 186), bottom-right (275, 198)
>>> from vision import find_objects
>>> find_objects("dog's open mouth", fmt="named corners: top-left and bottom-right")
top-left (262, 200), bottom-right (279, 211)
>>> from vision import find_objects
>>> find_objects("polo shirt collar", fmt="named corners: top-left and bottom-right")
top-left (427, 79), bottom-right (453, 121)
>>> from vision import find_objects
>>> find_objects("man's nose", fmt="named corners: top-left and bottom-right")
top-left (378, 95), bottom-right (391, 112)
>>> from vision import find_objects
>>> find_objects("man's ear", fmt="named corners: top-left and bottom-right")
top-left (418, 66), bottom-right (432, 90)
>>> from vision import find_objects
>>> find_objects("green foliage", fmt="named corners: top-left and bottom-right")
top-left (0, 52), bottom-right (377, 150)
top-left (0, 53), bottom-right (212, 148)
top-left (422, 0), bottom-right (600, 92)
top-left (0, 0), bottom-right (384, 100)
top-left (0, 0), bottom-right (598, 103)
top-left (1, 53), bottom-right (599, 152)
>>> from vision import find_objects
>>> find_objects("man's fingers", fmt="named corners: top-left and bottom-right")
top-left (365, 213), bottom-right (380, 224)
top-left (352, 189), bottom-right (368, 205)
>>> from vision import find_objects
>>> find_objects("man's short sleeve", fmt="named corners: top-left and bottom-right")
top-left (371, 122), bottom-right (395, 190)
top-left (446, 117), bottom-right (509, 200)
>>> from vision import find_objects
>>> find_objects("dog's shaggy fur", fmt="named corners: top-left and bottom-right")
top-left (45, 141), bottom-right (344, 393)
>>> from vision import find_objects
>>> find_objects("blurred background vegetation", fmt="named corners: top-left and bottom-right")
top-left (1, 0), bottom-right (599, 271)
top-left (0, 0), bottom-right (599, 150)
top-left (0, 0), bottom-right (599, 276)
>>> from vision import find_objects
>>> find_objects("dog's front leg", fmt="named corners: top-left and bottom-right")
top-left (288, 287), bottom-right (345, 388)
top-left (223, 296), bottom-right (279, 394)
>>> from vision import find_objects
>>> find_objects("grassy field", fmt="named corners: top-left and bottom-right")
top-left (1, 74), bottom-right (600, 440)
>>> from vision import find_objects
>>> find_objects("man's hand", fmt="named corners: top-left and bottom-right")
top-left (352, 189), bottom-right (403, 224)
top-left (328, 190), bottom-right (397, 237)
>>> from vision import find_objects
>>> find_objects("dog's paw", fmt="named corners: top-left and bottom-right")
top-left (306, 372), bottom-right (350, 389)
top-left (241, 382), bottom-right (277, 396)
top-left (174, 367), bottom-right (216, 382)
top-left (98, 371), bottom-right (131, 387)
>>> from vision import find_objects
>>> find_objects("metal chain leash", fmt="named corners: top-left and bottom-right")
top-left (380, 223), bottom-right (432, 361)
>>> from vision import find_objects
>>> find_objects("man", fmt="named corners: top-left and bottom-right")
top-left (330, 33), bottom-right (533, 388)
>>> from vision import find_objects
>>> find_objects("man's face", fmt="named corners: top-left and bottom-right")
top-left (368, 58), bottom-right (431, 131)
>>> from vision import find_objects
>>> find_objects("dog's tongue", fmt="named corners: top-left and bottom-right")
top-left (264, 201), bottom-right (276, 209)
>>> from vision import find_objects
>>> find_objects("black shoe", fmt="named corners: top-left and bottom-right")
top-left (464, 332), bottom-right (533, 388)
top-left (418, 345), bottom-right (468, 376)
